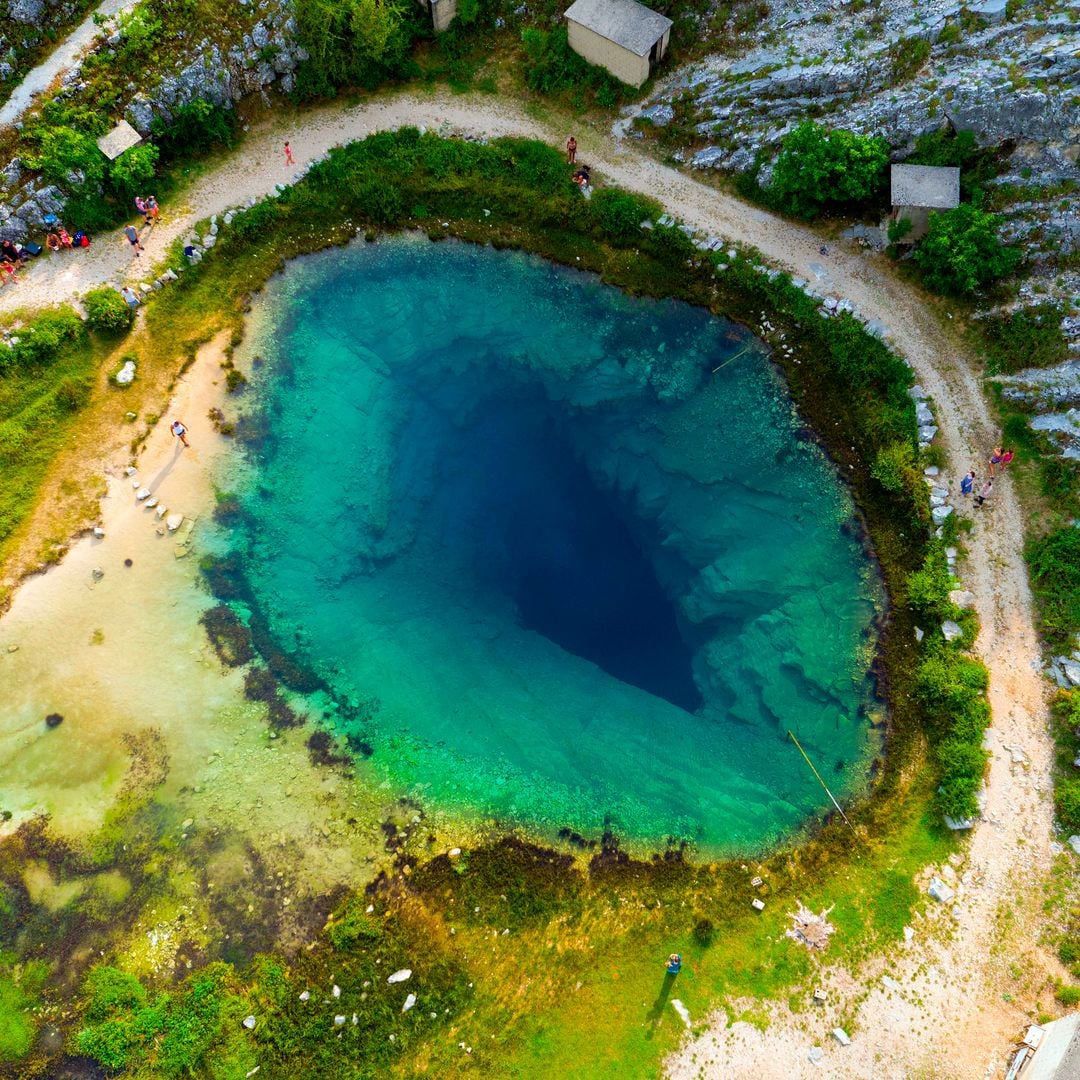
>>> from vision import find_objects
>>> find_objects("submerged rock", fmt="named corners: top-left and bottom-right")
top-left (44, 712), bottom-right (63, 729)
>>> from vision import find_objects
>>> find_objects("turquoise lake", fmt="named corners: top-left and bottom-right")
top-left (226, 236), bottom-right (883, 851)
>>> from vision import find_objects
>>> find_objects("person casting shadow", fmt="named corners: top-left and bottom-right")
top-left (645, 954), bottom-right (681, 1038)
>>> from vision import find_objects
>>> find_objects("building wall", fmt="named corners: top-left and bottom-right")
top-left (418, 0), bottom-right (458, 33)
top-left (566, 21), bottom-right (650, 87)
top-left (893, 204), bottom-right (932, 242)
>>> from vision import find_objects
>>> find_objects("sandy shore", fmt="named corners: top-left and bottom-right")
top-left (0, 334), bottom-right (395, 905)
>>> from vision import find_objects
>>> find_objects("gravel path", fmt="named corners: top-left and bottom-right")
top-left (0, 0), bottom-right (136, 129)
top-left (3, 88), bottom-right (1053, 1077)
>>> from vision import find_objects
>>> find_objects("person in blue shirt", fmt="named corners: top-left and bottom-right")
top-left (665, 953), bottom-right (682, 975)
top-left (960, 471), bottom-right (976, 496)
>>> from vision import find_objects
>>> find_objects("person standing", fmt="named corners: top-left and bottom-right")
top-left (566, 135), bottom-right (577, 165)
top-left (960, 471), bottom-right (976, 497)
top-left (170, 419), bottom-right (189, 448)
top-left (284, 141), bottom-right (295, 166)
top-left (665, 953), bottom-right (682, 975)
top-left (145, 195), bottom-right (159, 223)
top-left (988, 446), bottom-right (1003, 476)
top-left (120, 286), bottom-right (140, 309)
top-left (123, 224), bottom-right (143, 257)
top-left (1000, 448), bottom-right (1015, 470)
top-left (974, 478), bottom-right (993, 507)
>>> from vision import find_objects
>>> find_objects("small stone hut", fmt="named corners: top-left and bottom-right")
top-left (96, 120), bottom-right (143, 161)
top-left (564, 0), bottom-right (672, 88)
top-left (890, 163), bottom-right (960, 241)
top-left (1016, 1014), bottom-right (1080, 1079)
top-left (417, 0), bottom-right (457, 33)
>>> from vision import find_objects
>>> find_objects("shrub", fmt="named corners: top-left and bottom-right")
top-left (151, 99), bottom-right (237, 159)
top-left (520, 25), bottom-right (626, 103)
top-left (769, 122), bottom-right (888, 219)
top-left (906, 548), bottom-right (954, 618)
top-left (83, 287), bottom-right (134, 333)
top-left (492, 137), bottom-right (572, 194)
top-left (1027, 526), bottom-right (1080, 650)
top-left (978, 303), bottom-right (1067, 374)
top-left (1057, 776), bottom-right (1080, 833)
top-left (1056, 983), bottom-right (1080, 1008)
top-left (326, 897), bottom-right (384, 950)
top-left (26, 125), bottom-right (106, 187)
top-left (108, 143), bottom-right (159, 200)
top-left (871, 440), bottom-right (918, 494)
top-left (907, 127), bottom-right (1002, 198)
top-left (10, 307), bottom-right (85, 366)
top-left (913, 204), bottom-right (1021, 296)
top-left (591, 188), bottom-right (656, 244)
top-left (890, 35), bottom-right (930, 83)
top-left (292, 0), bottom-right (416, 98)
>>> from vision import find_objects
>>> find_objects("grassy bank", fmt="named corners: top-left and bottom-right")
top-left (0, 131), bottom-right (990, 1077)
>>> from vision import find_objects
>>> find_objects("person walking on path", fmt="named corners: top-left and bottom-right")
top-left (144, 195), bottom-right (159, 224)
top-left (120, 285), bottom-right (140, 309)
top-left (566, 136), bottom-right (577, 165)
top-left (960, 470), bottom-right (976, 497)
top-left (123, 224), bottom-right (144, 257)
top-left (170, 419), bottom-right (189, 448)
top-left (974, 478), bottom-right (993, 507)
top-left (284, 141), bottom-right (295, 166)
top-left (988, 446), bottom-right (1003, 476)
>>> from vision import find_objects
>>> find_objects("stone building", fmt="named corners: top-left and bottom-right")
top-left (564, 0), bottom-right (672, 89)
top-left (890, 163), bottom-right (961, 241)
top-left (417, 0), bottom-right (458, 33)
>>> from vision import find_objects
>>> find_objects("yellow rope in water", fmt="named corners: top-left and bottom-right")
top-left (787, 729), bottom-right (858, 838)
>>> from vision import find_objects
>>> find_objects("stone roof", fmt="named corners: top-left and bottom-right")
top-left (96, 120), bottom-right (143, 161)
top-left (890, 164), bottom-right (961, 210)
top-left (564, 0), bottom-right (672, 56)
top-left (1024, 1013), bottom-right (1080, 1080)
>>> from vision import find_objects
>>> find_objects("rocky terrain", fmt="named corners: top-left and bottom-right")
top-left (625, 0), bottom-right (1080, 452)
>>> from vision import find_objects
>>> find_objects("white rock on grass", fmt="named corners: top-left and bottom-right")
top-left (116, 360), bottom-right (136, 385)
top-left (387, 969), bottom-right (412, 984)
top-left (949, 590), bottom-right (976, 609)
top-left (243, 1016), bottom-right (256, 1030)
top-left (942, 620), bottom-right (963, 642)
top-left (832, 1028), bottom-right (851, 1047)
top-left (928, 877), bottom-right (954, 903)
top-left (403, 993), bottom-right (416, 1012)
top-left (931, 504), bottom-right (953, 526)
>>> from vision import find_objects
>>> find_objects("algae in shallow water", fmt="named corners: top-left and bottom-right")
top-left (221, 236), bottom-right (883, 850)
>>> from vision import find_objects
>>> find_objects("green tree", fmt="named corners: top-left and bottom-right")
top-left (83, 288), bottom-right (135, 333)
top-left (108, 143), bottom-right (159, 200)
top-left (769, 121), bottom-right (888, 218)
top-left (913, 203), bottom-right (1020, 296)
top-left (27, 126), bottom-right (105, 187)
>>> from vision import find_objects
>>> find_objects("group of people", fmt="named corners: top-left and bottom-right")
top-left (124, 195), bottom-right (160, 258)
top-left (45, 227), bottom-right (76, 252)
top-left (959, 446), bottom-right (1015, 508)
top-left (566, 135), bottom-right (593, 192)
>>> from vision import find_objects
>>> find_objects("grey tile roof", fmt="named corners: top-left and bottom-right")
top-left (96, 120), bottom-right (143, 161)
top-left (564, 0), bottom-right (673, 56)
top-left (890, 164), bottom-right (961, 209)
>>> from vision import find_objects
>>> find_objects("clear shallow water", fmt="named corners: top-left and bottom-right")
top-left (227, 236), bottom-right (883, 851)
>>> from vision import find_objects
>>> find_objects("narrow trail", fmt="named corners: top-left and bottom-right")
top-left (3, 88), bottom-right (1054, 1077)
top-left (0, 0), bottom-right (136, 130)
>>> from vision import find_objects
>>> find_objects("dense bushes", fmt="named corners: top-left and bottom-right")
top-left (913, 203), bottom-right (1021, 296)
top-left (1051, 691), bottom-right (1080, 833)
top-left (83, 288), bottom-right (135, 333)
top-left (151, 99), bottom-right (237, 159)
top-left (0, 306), bottom-right (85, 370)
top-left (769, 121), bottom-right (889, 219)
top-left (1028, 526), bottom-right (1080, 651)
top-left (591, 188), bottom-right (660, 243)
top-left (977, 303), bottom-right (1067, 375)
top-left (520, 25), bottom-right (627, 105)
top-left (907, 127), bottom-right (1003, 201)
top-left (292, 0), bottom-right (419, 99)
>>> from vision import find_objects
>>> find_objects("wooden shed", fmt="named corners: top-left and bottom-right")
top-left (564, 0), bottom-right (672, 88)
top-left (890, 163), bottom-right (960, 241)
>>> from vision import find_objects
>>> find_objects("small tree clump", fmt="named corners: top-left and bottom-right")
top-left (83, 288), bottom-right (135, 333)
top-left (769, 121), bottom-right (889, 219)
top-left (913, 203), bottom-right (1021, 296)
